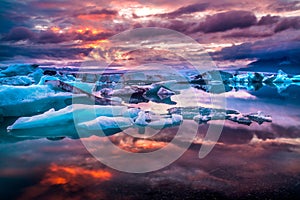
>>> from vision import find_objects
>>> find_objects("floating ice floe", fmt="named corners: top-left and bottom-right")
top-left (168, 106), bottom-right (271, 126)
top-left (0, 85), bottom-right (76, 117)
top-left (0, 64), bottom-right (39, 77)
top-left (99, 80), bottom-right (178, 104)
top-left (0, 76), bottom-right (33, 86)
top-left (227, 116), bottom-right (252, 126)
top-left (147, 114), bottom-right (182, 128)
top-left (7, 104), bottom-right (140, 131)
top-left (7, 104), bottom-right (182, 131)
top-left (273, 70), bottom-right (292, 83)
top-left (7, 104), bottom-right (183, 138)
top-left (189, 69), bottom-right (300, 94)
top-left (0, 64), bottom-right (44, 85)
top-left (231, 73), bottom-right (249, 83)
top-left (244, 111), bottom-right (272, 125)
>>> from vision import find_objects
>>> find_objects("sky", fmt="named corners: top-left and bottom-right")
top-left (0, 0), bottom-right (299, 67)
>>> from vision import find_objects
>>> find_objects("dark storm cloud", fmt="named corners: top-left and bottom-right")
top-left (0, 1), bottom-right (32, 33)
top-left (88, 9), bottom-right (118, 16)
top-left (160, 20), bottom-right (196, 33)
top-left (0, 0), bottom-right (299, 64)
top-left (0, 28), bottom-right (69, 44)
top-left (1, 27), bottom-right (114, 44)
top-left (274, 17), bottom-right (300, 32)
top-left (74, 31), bottom-right (114, 41)
top-left (35, 31), bottom-right (69, 44)
top-left (154, 3), bottom-right (209, 18)
top-left (73, 8), bottom-right (118, 19)
top-left (267, 0), bottom-right (300, 12)
top-left (212, 30), bottom-right (300, 61)
top-left (194, 10), bottom-right (257, 33)
top-left (223, 29), bottom-right (274, 38)
top-left (0, 44), bottom-right (92, 61)
top-left (1, 27), bottom-right (35, 41)
top-left (257, 15), bottom-right (280, 25)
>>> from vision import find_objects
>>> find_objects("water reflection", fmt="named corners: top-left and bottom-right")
top-left (1, 70), bottom-right (300, 199)
top-left (1, 121), bottom-right (300, 199)
top-left (192, 82), bottom-right (300, 94)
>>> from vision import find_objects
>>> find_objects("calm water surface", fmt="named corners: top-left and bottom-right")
top-left (1, 73), bottom-right (300, 200)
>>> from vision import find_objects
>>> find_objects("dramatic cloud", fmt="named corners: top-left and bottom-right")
top-left (74, 31), bottom-right (114, 41)
top-left (212, 30), bottom-right (300, 61)
top-left (0, 0), bottom-right (299, 66)
top-left (0, 45), bottom-right (92, 61)
top-left (154, 3), bottom-right (209, 18)
top-left (75, 9), bottom-right (118, 20)
top-left (195, 10), bottom-right (257, 33)
top-left (257, 15), bottom-right (280, 25)
top-left (223, 27), bottom-right (274, 38)
top-left (1, 27), bottom-right (35, 41)
top-left (274, 17), bottom-right (300, 32)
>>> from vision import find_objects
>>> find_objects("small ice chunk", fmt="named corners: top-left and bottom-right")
top-left (38, 75), bottom-right (59, 85)
top-left (77, 116), bottom-right (133, 131)
top-left (273, 69), bottom-right (292, 83)
top-left (122, 108), bottom-right (141, 119)
top-left (135, 111), bottom-right (149, 126)
top-left (193, 115), bottom-right (211, 123)
top-left (135, 110), bottom-right (182, 127)
top-left (231, 73), bottom-right (249, 83)
top-left (245, 111), bottom-right (272, 125)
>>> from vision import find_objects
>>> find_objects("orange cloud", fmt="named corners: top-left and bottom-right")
top-left (41, 164), bottom-right (112, 186)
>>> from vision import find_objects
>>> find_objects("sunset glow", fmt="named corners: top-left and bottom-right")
top-left (0, 0), bottom-right (298, 66)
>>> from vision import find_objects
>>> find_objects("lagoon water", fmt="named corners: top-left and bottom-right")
top-left (1, 69), bottom-right (300, 199)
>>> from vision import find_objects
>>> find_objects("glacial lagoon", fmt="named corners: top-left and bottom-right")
top-left (1, 64), bottom-right (300, 199)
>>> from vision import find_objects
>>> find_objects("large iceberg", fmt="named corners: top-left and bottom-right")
top-left (0, 64), bottom-right (44, 85)
top-left (7, 104), bottom-right (140, 130)
top-left (0, 85), bottom-right (75, 117)
top-left (0, 64), bottom-right (39, 77)
top-left (0, 76), bottom-right (33, 86)
top-left (7, 103), bottom-right (185, 138)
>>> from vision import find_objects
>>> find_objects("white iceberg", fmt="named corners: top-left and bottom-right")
top-left (134, 111), bottom-right (182, 128)
top-left (147, 114), bottom-right (182, 128)
top-left (77, 116), bottom-right (133, 131)
top-left (134, 111), bottom-right (150, 126)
